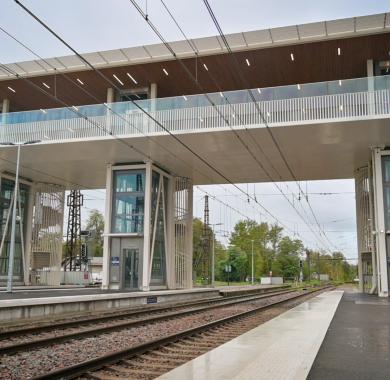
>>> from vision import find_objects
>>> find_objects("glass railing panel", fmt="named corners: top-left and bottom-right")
top-left (1, 75), bottom-right (389, 127)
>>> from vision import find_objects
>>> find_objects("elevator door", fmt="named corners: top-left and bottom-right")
top-left (124, 248), bottom-right (139, 289)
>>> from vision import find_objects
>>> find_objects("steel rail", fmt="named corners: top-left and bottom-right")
top-left (27, 287), bottom-right (332, 380)
top-left (0, 286), bottom-right (291, 339)
top-left (0, 288), bottom-right (299, 355)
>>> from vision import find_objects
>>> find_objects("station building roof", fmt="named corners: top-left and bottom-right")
top-left (0, 12), bottom-right (389, 111)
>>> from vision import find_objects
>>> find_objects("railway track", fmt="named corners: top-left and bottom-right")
top-left (0, 286), bottom-right (292, 338)
top-left (0, 288), bottom-right (297, 355)
top-left (10, 286), bottom-right (332, 380)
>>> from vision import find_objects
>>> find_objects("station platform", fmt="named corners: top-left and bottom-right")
top-left (158, 290), bottom-right (343, 380)
top-left (158, 287), bottom-right (390, 379)
top-left (308, 289), bottom-right (390, 379)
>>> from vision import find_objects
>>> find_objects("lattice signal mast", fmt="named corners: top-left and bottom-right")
top-left (64, 190), bottom-right (83, 271)
top-left (201, 195), bottom-right (212, 284)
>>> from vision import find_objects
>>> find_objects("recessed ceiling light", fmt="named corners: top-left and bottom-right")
top-left (40, 109), bottom-right (47, 114)
top-left (245, 58), bottom-right (250, 66)
top-left (290, 53), bottom-right (295, 61)
top-left (113, 74), bottom-right (124, 85)
top-left (7, 86), bottom-right (15, 93)
top-left (127, 73), bottom-right (138, 84)
top-left (163, 68), bottom-right (169, 76)
top-left (203, 63), bottom-right (209, 71)
top-left (297, 84), bottom-right (301, 90)
top-left (337, 47), bottom-right (341, 56)
top-left (42, 82), bottom-right (50, 89)
top-left (257, 88), bottom-right (261, 94)
top-left (183, 95), bottom-right (187, 101)
top-left (76, 78), bottom-right (84, 85)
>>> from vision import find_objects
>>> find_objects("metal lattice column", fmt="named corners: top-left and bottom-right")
top-left (64, 190), bottom-right (83, 271)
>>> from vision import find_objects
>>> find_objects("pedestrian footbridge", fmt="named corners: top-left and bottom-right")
top-left (0, 75), bottom-right (389, 188)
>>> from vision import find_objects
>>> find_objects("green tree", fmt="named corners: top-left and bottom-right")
top-left (274, 236), bottom-right (303, 279)
top-left (85, 209), bottom-right (104, 257)
top-left (230, 219), bottom-right (269, 279)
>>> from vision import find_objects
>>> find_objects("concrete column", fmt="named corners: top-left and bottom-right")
top-left (371, 148), bottom-right (389, 297)
top-left (150, 83), bottom-right (157, 99)
top-left (102, 164), bottom-right (113, 289)
top-left (186, 183), bottom-right (193, 288)
top-left (354, 174), bottom-right (364, 292)
top-left (23, 183), bottom-right (36, 285)
top-left (106, 88), bottom-right (115, 104)
top-left (166, 176), bottom-right (175, 289)
top-left (148, 83), bottom-right (158, 133)
top-left (367, 59), bottom-right (375, 116)
top-left (1, 99), bottom-right (10, 136)
top-left (141, 162), bottom-right (152, 291)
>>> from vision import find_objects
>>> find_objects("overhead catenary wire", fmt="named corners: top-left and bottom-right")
top-left (10, 0), bottom-right (299, 238)
top-left (155, 0), bottom-right (338, 253)
top-left (201, 0), bottom-right (340, 253)
top-left (0, 23), bottom-right (283, 241)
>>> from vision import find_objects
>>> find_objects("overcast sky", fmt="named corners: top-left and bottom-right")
top-left (1, 0), bottom-right (387, 259)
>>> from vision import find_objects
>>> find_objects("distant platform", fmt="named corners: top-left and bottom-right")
top-left (216, 284), bottom-right (289, 297)
top-left (157, 290), bottom-right (343, 380)
top-left (0, 287), bottom-right (221, 322)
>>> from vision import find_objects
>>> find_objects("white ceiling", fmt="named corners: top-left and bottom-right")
top-left (0, 116), bottom-right (389, 190)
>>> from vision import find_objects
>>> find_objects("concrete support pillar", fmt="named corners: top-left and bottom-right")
top-left (1, 99), bottom-right (10, 132)
top-left (106, 88), bottom-right (115, 104)
top-left (141, 162), bottom-right (152, 291)
top-left (23, 183), bottom-right (35, 285)
top-left (367, 59), bottom-right (375, 116)
top-left (2, 98), bottom-right (10, 114)
top-left (166, 176), bottom-right (175, 289)
top-left (354, 175), bottom-right (364, 292)
top-left (102, 164), bottom-right (113, 289)
top-left (186, 184), bottom-right (193, 288)
top-left (371, 148), bottom-right (389, 297)
top-left (150, 83), bottom-right (157, 100)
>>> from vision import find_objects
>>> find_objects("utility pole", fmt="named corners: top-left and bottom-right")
top-left (306, 249), bottom-right (311, 282)
top-left (317, 252), bottom-right (320, 281)
top-left (211, 222), bottom-right (222, 286)
top-left (251, 240), bottom-right (254, 285)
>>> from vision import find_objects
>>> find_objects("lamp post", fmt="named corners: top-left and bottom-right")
top-left (0, 140), bottom-right (41, 292)
top-left (211, 222), bottom-right (222, 286)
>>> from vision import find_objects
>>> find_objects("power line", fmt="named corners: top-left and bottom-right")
top-left (155, 0), bottom-right (337, 253)
top-left (13, 0), bottom-right (303, 242)
top-left (201, 0), bottom-right (339, 253)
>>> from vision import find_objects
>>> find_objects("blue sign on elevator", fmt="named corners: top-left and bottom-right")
top-left (111, 256), bottom-right (120, 266)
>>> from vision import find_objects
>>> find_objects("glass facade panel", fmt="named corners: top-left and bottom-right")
top-left (112, 170), bottom-right (145, 234)
top-left (150, 171), bottom-right (167, 285)
top-left (0, 179), bottom-right (29, 279)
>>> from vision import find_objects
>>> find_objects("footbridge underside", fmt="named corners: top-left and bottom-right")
top-left (0, 116), bottom-right (388, 189)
